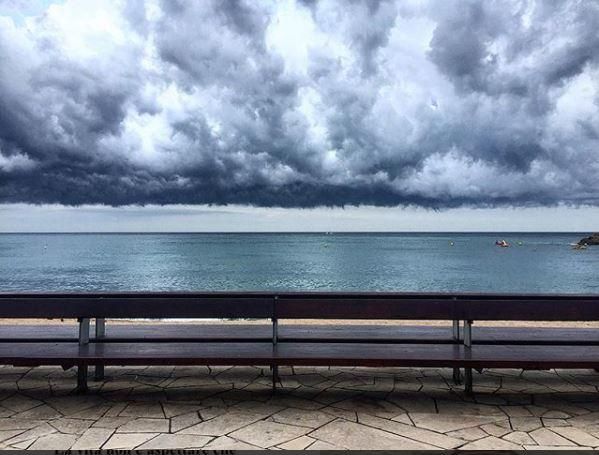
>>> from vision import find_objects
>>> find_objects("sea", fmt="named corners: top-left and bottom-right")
top-left (0, 233), bottom-right (597, 294)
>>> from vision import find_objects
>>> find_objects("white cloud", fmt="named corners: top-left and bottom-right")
top-left (0, 0), bottom-right (598, 208)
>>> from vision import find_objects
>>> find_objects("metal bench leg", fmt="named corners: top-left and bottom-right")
top-left (272, 314), bottom-right (278, 392)
top-left (94, 318), bottom-right (105, 381)
top-left (77, 318), bottom-right (90, 393)
top-left (464, 319), bottom-right (473, 394)
top-left (452, 320), bottom-right (461, 384)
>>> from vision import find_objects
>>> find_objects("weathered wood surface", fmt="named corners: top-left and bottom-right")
top-left (1, 291), bottom-right (598, 320)
top-left (2, 341), bottom-right (599, 369)
top-left (2, 324), bottom-right (599, 345)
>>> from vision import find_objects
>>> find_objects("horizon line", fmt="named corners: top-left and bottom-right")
top-left (0, 231), bottom-right (592, 235)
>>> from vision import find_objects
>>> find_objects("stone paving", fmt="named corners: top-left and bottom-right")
top-left (2, 364), bottom-right (599, 450)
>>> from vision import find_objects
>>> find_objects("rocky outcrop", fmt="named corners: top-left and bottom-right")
top-left (578, 233), bottom-right (599, 245)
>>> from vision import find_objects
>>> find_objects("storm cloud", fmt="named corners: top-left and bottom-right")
top-left (0, 0), bottom-right (598, 208)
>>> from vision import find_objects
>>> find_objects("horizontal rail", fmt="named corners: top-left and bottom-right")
top-left (0, 292), bottom-right (598, 320)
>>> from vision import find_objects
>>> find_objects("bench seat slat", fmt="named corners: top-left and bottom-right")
top-left (2, 342), bottom-right (599, 369)
top-left (2, 324), bottom-right (599, 345)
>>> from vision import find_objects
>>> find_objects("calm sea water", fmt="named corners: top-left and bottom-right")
top-left (0, 233), bottom-right (597, 293)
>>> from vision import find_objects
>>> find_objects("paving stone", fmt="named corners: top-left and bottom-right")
top-left (230, 400), bottom-right (284, 415)
top-left (310, 419), bottom-right (437, 450)
top-left (117, 418), bottom-right (169, 433)
top-left (481, 422), bottom-right (511, 437)
top-left (102, 432), bottom-right (159, 449)
top-left (162, 403), bottom-right (202, 418)
top-left (45, 395), bottom-right (104, 416)
top-left (500, 405), bottom-right (533, 417)
top-left (12, 404), bottom-right (63, 420)
top-left (92, 416), bottom-right (136, 429)
top-left (3, 423), bottom-right (56, 446)
top-left (0, 406), bottom-right (14, 417)
top-left (321, 406), bottom-right (358, 422)
top-left (535, 400), bottom-right (590, 417)
top-left (180, 410), bottom-right (270, 436)
top-left (50, 418), bottom-right (93, 434)
top-left (510, 416), bottom-right (543, 431)
top-left (460, 436), bottom-right (522, 450)
top-left (530, 428), bottom-right (577, 446)
top-left (526, 405), bottom-right (549, 416)
top-left (137, 433), bottom-right (212, 449)
top-left (1, 395), bottom-right (43, 412)
top-left (166, 383), bottom-right (233, 401)
top-left (446, 427), bottom-right (488, 441)
top-left (357, 413), bottom-right (463, 449)
top-left (119, 403), bottom-right (164, 418)
top-left (268, 394), bottom-right (325, 410)
top-left (167, 377), bottom-right (219, 388)
top-left (551, 427), bottom-right (599, 446)
top-left (333, 396), bottom-right (403, 418)
top-left (409, 412), bottom-right (500, 433)
top-left (543, 410), bottom-right (571, 418)
top-left (0, 430), bottom-right (26, 444)
top-left (277, 435), bottom-right (316, 449)
top-left (543, 418), bottom-right (571, 427)
top-left (0, 418), bottom-right (45, 430)
top-left (71, 428), bottom-right (115, 450)
top-left (503, 431), bottom-right (536, 445)
top-left (272, 408), bottom-right (334, 428)
top-left (308, 439), bottom-right (346, 450)
top-left (69, 404), bottom-right (111, 420)
top-left (390, 413), bottom-right (412, 425)
top-left (568, 412), bottom-right (599, 427)
top-left (229, 420), bottom-right (308, 448)
top-left (198, 406), bottom-right (227, 421)
top-left (171, 412), bottom-right (202, 432)
top-left (9, 437), bottom-right (36, 449)
top-left (203, 436), bottom-right (261, 450)
top-left (100, 380), bottom-right (136, 393)
top-left (435, 401), bottom-right (506, 416)
top-left (28, 433), bottom-right (78, 449)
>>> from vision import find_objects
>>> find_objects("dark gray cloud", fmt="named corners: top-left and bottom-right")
top-left (0, 0), bottom-right (598, 208)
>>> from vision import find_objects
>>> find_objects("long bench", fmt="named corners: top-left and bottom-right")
top-left (1, 292), bottom-right (598, 394)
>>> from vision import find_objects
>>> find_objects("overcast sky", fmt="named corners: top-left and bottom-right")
top-left (0, 0), bottom-right (598, 231)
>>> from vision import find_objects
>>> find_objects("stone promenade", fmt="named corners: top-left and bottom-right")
top-left (2, 364), bottom-right (599, 450)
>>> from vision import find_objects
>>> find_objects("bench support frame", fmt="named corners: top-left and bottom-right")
top-left (452, 320), bottom-right (461, 384)
top-left (272, 316), bottom-right (279, 390)
top-left (464, 319), bottom-right (473, 394)
top-left (77, 318), bottom-right (90, 393)
top-left (94, 318), bottom-right (105, 381)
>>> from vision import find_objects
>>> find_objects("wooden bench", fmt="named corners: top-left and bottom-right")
top-left (1, 292), bottom-right (598, 394)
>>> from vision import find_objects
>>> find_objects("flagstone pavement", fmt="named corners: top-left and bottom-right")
top-left (2, 364), bottom-right (599, 450)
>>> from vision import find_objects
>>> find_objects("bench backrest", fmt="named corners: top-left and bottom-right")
top-left (0, 293), bottom-right (273, 319)
top-left (0, 292), bottom-right (598, 321)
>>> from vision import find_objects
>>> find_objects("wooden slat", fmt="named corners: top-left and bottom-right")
top-left (275, 297), bottom-right (456, 320)
top-left (0, 291), bottom-right (598, 320)
top-left (458, 299), bottom-right (599, 321)
top-left (0, 294), bottom-right (273, 318)
top-left (2, 342), bottom-right (599, 369)
top-left (2, 324), bottom-right (599, 346)
top-left (274, 343), bottom-right (599, 368)
top-left (0, 342), bottom-right (274, 366)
